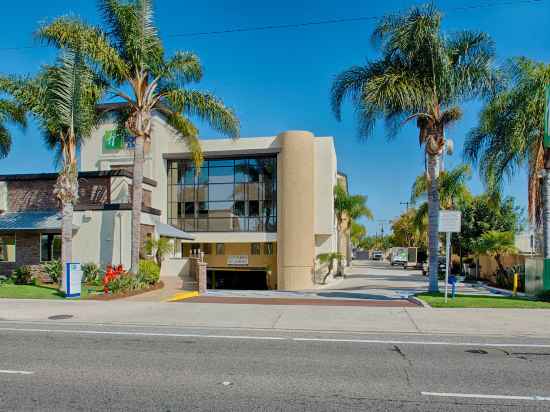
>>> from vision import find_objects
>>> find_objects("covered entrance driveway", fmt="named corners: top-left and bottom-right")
top-left (207, 267), bottom-right (268, 290)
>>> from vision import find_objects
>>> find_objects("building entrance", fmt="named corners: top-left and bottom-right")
top-left (207, 268), bottom-right (268, 290)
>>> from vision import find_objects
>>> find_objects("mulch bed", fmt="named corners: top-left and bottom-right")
top-left (86, 281), bottom-right (164, 301)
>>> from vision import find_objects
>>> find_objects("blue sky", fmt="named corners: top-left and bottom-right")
top-left (1, 0), bottom-right (548, 235)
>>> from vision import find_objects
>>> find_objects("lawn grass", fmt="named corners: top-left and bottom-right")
top-left (0, 283), bottom-right (64, 299)
top-left (417, 292), bottom-right (550, 309)
top-left (0, 283), bottom-right (102, 300)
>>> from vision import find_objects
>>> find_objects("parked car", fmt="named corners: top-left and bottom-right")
top-left (390, 247), bottom-right (408, 266)
top-left (372, 251), bottom-right (383, 261)
top-left (422, 256), bottom-right (447, 276)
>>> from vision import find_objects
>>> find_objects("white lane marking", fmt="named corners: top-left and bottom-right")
top-left (0, 370), bottom-right (34, 375)
top-left (421, 392), bottom-right (550, 401)
top-left (1, 327), bottom-right (550, 348)
top-left (292, 337), bottom-right (550, 348)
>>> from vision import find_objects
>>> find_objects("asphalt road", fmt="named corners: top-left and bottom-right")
top-left (0, 323), bottom-right (549, 411)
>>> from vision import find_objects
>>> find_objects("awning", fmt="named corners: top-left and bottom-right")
top-left (156, 222), bottom-right (194, 240)
top-left (0, 211), bottom-right (79, 231)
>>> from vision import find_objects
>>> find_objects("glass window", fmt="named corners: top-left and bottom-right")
top-left (264, 243), bottom-right (274, 256)
top-left (0, 234), bottom-right (16, 262)
top-left (202, 243), bottom-right (212, 255)
top-left (41, 234), bottom-right (61, 262)
top-left (251, 243), bottom-right (261, 255)
top-left (216, 243), bottom-right (225, 255)
top-left (183, 167), bottom-right (195, 185)
top-left (184, 202), bottom-right (195, 216)
top-left (209, 159), bottom-right (234, 167)
top-left (235, 160), bottom-right (249, 183)
top-left (209, 167), bottom-right (234, 184)
top-left (249, 200), bottom-right (259, 217)
top-left (209, 184), bottom-right (233, 201)
top-left (233, 201), bottom-right (245, 216)
top-left (167, 156), bottom-right (277, 233)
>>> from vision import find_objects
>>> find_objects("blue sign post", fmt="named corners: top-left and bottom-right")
top-left (65, 263), bottom-right (82, 298)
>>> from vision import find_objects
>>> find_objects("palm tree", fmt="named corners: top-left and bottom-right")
top-left (0, 49), bottom-right (103, 292)
top-left (465, 57), bottom-right (550, 257)
top-left (411, 164), bottom-right (472, 270)
top-left (473, 230), bottom-right (517, 275)
top-left (0, 99), bottom-right (27, 160)
top-left (38, 0), bottom-right (240, 273)
top-left (331, 4), bottom-right (498, 292)
top-left (334, 184), bottom-right (373, 274)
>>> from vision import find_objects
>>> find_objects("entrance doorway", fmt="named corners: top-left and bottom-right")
top-left (207, 269), bottom-right (268, 290)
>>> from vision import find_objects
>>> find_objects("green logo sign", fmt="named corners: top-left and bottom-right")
top-left (545, 84), bottom-right (550, 148)
top-left (103, 130), bottom-right (136, 151)
top-left (103, 130), bottom-right (124, 150)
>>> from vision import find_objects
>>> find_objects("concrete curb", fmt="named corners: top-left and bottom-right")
top-left (409, 296), bottom-right (431, 308)
top-left (165, 291), bottom-right (200, 302)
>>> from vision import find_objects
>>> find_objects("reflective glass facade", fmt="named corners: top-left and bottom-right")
top-left (167, 157), bottom-right (277, 232)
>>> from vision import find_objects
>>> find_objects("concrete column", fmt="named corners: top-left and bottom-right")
top-left (277, 130), bottom-right (315, 290)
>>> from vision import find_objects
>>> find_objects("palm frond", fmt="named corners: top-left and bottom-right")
top-left (161, 89), bottom-right (239, 138)
top-left (37, 16), bottom-right (128, 82)
top-left (163, 111), bottom-right (202, 168)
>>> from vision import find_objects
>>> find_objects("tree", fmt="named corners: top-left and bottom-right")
top-left (331, 4), bottom-right (498, 292)
top-left (0, 96), bottom-right (27, 160)
top-left (456, 193), bottom-right (523, 258)
top-left (144, 237), bottom-right (173, 268)
top-left (38, 0), bottom-right (240, 273)
top-left (316, 252), bottom-right (344, 284)
top-left (1, 49), bottom-right (103, 292)
top-left (391, 209), bottom-right (426, 249)
top-left (473, 230), bottom-right (517, 274)
top-left (465, 57), bottom-right (550, 256)
top-left (334, 184), bottom-right (373, 274)
top-left (350, 221), bottom-right (366, 247)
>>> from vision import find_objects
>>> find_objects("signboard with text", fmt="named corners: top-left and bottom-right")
top-left (65, 263), bottom-right (82, 298)
top-left (227, 255), bottom-right (249, 266)
top-left (439, 210), bottom-right (462, 233)
top-left (103, 129), bottom-right (136, 151)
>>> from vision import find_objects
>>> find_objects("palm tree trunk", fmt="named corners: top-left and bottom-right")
top-left (131, 135), bottom-right (145, 274)
top-left (335, 221), bottom-right (343, 276)
top-left (427, 152), bottom-right (440, 293)
top-left (60, 201), bottom-right (73, 293)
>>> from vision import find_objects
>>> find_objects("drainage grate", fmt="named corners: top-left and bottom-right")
top-left (48, 314), bottom-right (74, 320)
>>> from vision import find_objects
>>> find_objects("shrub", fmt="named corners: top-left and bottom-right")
top-left (537, 290), bottom-right (550, 302)
top-left (138, 260), bottom-right (160, 285)
top-left (82, 263), bottom-right (103, 285)
top-left (12, 266), bottom-right (33, 285)
top-left (42, 260), bottom-right (62, 284)
top-left (107, 273), bottom-right (150, 294)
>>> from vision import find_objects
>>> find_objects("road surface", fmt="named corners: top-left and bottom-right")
top-left (0, 322), bottom-right (549, 411)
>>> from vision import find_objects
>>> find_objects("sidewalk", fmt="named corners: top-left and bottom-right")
top-left (1, 299), bottom-right (549, 338)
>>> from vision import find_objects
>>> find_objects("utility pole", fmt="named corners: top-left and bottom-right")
top-left (400, 201), bottom-right (411, 211)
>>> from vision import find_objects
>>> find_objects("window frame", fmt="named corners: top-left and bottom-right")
top-left (0, 233), bottom-right (16, 263)
top-left (40, 233), bottom-right (62, 263)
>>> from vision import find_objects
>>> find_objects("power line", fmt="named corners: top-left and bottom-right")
top-left (0, 0), bottom-right (544, 52)
top-left (168, 0), bottom-right (544, 38)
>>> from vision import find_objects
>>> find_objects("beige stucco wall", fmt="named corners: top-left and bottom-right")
top-left (276, 131), bottom-right (316, 290)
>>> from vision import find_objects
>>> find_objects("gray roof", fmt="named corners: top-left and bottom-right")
top-left (156, 222), bottom-right (194, 240)
top-left (0, 211), bottom-right (78, 231)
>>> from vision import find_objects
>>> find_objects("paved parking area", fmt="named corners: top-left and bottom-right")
top-left (321, 260), bottom-right (497, 300)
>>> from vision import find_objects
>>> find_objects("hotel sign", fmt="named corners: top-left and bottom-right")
top-left (227, 255), bottom-right (249, 266)
top-left (103, 129), bottom-right (136, 151)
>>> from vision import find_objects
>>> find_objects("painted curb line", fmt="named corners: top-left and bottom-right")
top-left (165, 291), bottom-right (199, 302)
